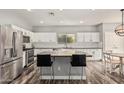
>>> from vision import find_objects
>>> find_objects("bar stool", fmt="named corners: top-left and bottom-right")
top-left (69, 54), bottom-right (86, 80)
top-left (37, 54), bottom-right (54, 80)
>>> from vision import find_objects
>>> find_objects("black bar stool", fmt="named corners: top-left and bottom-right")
top-left (69, 54), bottom-right (86, 80)
top-left (37, 54), bottom-right (54, 80)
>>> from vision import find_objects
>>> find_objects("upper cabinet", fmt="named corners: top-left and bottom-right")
top-left (84, 33), bottom-right (91, 42)
top-left (77, 32), bottom-right (100, 42)
top-left (33, 33), bottom-right (57, 43)
top-left (91, 33), bottom-right (99, 42)
top-left (77, 33), bottom-right (85, 42)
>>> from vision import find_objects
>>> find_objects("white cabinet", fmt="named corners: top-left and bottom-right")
top-left (77, 32), bottom-right (100, 43)
top-left (84, 49), bottom-right (102, 60)
top-left (28, 31), bottom-right (33, 42)
top-left (22, 30), bottom-right (27, 36)
top-left (77, 33), bottom-right (85, 42)
top-left (84, 33), bottom-right (92, 42)
top-left (33, 33), bottom-right (57, 43)
top-left (92, 49), bottom-right (102, 60)
top-left (91, 33), bottom-right (99, 42)
top-left (30, 32), bottom-right (34, 42)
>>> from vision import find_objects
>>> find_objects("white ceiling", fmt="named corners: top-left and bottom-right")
top-left (0, 9), bottom-right (122, 26)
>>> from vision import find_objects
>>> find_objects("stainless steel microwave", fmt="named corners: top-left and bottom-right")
top-left (23, 36), bottom-right (30, 43)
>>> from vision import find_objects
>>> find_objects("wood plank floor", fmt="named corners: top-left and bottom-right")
top-left (10, 62), bottom-right (124, 84)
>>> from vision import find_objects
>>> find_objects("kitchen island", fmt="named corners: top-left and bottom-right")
top-left (37, 50), bottom-right (92, 80)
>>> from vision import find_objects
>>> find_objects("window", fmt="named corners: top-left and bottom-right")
top-left (57, 33), bottom-right (76, 44)
top-left (66, 34), bottom-right (76, 43)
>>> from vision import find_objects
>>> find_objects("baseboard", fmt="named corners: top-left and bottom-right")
top-left (40, 76), bottom-right (86, 80)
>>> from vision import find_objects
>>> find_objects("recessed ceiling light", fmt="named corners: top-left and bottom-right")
top-left (60, 9), bottom-right (63, 11)
top-left (60, 21), bottom-right (64, 23)
top-left (80, 21), bottom-right (84, 23)
top-left (27, 9), bottom-right (31, 12)
top-left (40, 21), bottom-right (44, 24)
top-left (91, 9), bottom-right (95, 11)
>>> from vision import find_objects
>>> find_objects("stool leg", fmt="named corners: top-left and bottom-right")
top-left (110, 63), bottom-right (113, 73)
top-left (52, 65), bottom-right (54, 80)
top-left (40, 67), bottom-right (42, 80)
top-left (69, 64), bottom-right (71, 80)
top-left (104, 61), bottom-right (106, 72)
top-left (51, 67), bottom-right (52, 80)
top-left (81, 67), bottom-right (83, 80)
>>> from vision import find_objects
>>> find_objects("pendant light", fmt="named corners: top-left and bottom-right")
top-left (115, 9), bottom-right (124, 36)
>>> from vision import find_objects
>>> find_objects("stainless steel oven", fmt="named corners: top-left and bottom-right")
top-left (25, 49), bottom-right (34, 67)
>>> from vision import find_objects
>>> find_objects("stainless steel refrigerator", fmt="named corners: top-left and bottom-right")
top-left (0, 24), bottom-right (23, 83)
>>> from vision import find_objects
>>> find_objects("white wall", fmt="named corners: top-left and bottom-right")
top-left (99, 23), bottom-right (124, 53)
top-left (32, 25), bottom-right (98, 33)
top-left (0, 11), bottom-right (32, 30)
top-left (104, 32), bottom-right (124, 53)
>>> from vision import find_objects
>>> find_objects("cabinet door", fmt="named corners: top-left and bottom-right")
top-left (84, 33), bottom-right (91, 42)
top-left (77, 33), bottom-right (85, 42)
top-left (93, 49), bottom-right (102, 60)
top-left (91, 33), bottom-right (99, 42)
top-left (33, 33), bottom-right (57, 42)
top-left (86, 49), bottom-right (102, 61)
top-left (30, 32), bottom-right (34, 42)
top-left (33, 33), bottom-right (40, 42)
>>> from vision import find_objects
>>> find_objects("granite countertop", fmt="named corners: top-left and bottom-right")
top-left (34, 47), bottom-right (102, 49)
top-left (37, 50), bottom-right (92, 57)
top-left (23, 48), bottom-right (34, 51)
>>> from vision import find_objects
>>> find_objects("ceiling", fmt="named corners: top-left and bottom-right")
top-left (0, 9), bottom-right (122, 26)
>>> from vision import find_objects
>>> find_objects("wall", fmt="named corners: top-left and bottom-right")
top-left (96, 23), bottom-right (103, 42)
top-left (32, 25), bottom-right (98, 33)
top-left (98, 23), bottom-right (124, 53)
top-left (0, 11), bottom-right (32, 30)
top-left (104, 32), bottom-right (124, 53)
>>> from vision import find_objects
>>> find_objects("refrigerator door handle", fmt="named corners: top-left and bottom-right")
top-left (12, 32), bottom-right (17, 57)
top-left (12, 32), bottom-right (14, 57)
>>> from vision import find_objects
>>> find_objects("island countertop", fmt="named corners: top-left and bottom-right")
top-left (37, 50), bottom-right (92, 57)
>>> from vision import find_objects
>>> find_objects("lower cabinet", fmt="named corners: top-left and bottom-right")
top-left (13, 58), bottom-right (23, 79)
top-left (34, 49), bottom-right (102, 61)
top-left (86, 49), bottom-right (102, 61)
